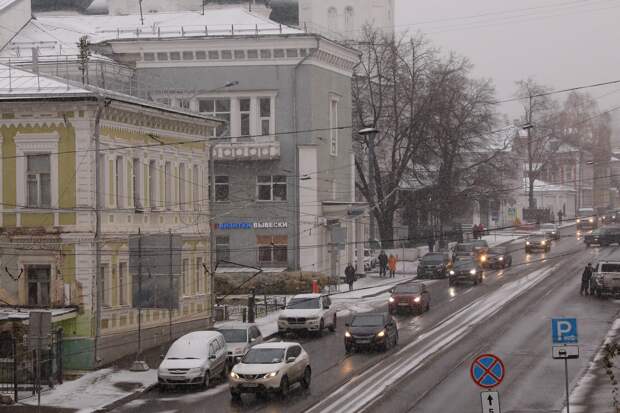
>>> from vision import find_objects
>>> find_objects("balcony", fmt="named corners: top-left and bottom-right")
top-left (212, 136), bottom-right (280, 161)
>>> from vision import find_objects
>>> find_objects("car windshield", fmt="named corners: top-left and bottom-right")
top-left (541, 224), bottom-right (556, 230)
top-left (488, 248), bottom-right (505, 255)
top-left (601, 263), bottom-right (620, 272)
top-left (455, 244), bottom-right (474, 252)
top-left (242, 348), bottom-right (285, 364)
top-left (422, 255), bottom-right (444, 264)
top-left (287, 297), bottom-right (320, 310)
top-left (165, 338), bottom-right (206, 360)
top-left (218, 329), bottom-right (247, 343)
top-left (351, 315), bottom-right (384, 327)
top-left (394, 285), bottom-right (421, 294)
top-left (472, 241), bottom-right (488, 248)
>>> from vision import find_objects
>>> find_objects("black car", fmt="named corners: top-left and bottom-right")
top-left (584, 226), bottom-right (620, 247)
top-left (525, 234), bottom-right (550, 253)
top-left (452, 241), bottom-right (488, 265)
top-left (417, 252), bottom-right (451, 279)
top-left (485, 247), bottom-right (512, 269)
top-left (448, 257), bottom-right (483, 286)
top-left (344, 313), bottom-right (398, 353)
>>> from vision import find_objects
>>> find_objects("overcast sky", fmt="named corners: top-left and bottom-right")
top-left (395, 0), bottom-right (620, 123)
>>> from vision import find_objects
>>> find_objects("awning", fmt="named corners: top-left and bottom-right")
top-left (0, 307), bottom-right (78, 323)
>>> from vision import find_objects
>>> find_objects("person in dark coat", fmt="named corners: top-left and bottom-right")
top-left (581, 263), bottom-right (593, 295)
top-left (427, 232), bottom-right (435, 253)
top-left (558, 210), bottom-right (563, 224)
top-left (345, 263), bottom-right (356, 291)
top-left (378, 250), bottom-right (388, 277)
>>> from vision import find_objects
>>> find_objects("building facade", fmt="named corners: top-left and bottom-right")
top-left (0, 64), bottom-right (221, 369)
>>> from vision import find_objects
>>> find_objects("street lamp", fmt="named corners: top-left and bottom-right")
top-left (359, 127), bottom-right (379, 248)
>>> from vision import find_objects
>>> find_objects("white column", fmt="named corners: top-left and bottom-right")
top-left (230, 98), bottom-right (240, 140)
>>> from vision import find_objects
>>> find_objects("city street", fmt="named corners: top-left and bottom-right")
top-left (113, 226), bottom-right (619, 413)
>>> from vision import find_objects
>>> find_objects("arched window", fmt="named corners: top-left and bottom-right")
top-left (327, 7), bottom-right (338, 33)
top-left (344, 6), bottom-right (354, 34)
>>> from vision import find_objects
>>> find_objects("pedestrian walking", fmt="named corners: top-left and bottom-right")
top-left (388, 254), bottom-right (397, 278)
top-left (558, 210), bottom-right (563, 224)
top-left (378, 250), bottom-right (388, 278)
top-left (427, 232), bottom-right (435, 253)
top-left (581, 263), bottom-right (593, 295)
top-left (345, 262), bottom-right (356, 291)
top-left (472, 225), bottom-right (478, 240)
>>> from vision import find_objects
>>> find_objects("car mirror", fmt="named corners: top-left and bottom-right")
top-left (287, 357), bottom-right (296, 363)
top-left (250, 337), bottom-right (256, 342)
top-left (345, 322), bottom-right (350, 327)
top-left (209, 354), bottom-right (216, 360)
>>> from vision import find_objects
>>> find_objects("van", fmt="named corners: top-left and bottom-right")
top-left (157, 331), bottom-right (227, 390)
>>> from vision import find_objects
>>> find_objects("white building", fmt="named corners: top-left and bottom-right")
top-left (298, 0), bottom-right (395, 41)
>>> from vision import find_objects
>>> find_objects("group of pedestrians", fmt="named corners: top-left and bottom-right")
top-left (378, 250), bottom-right (397, 278)
top-left (472, 224), bottom-right (486, 240)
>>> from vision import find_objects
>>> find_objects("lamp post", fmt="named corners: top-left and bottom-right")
top-left (359, 127), bottom-right (379, 248)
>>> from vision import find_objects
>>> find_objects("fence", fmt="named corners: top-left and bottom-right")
top-left (0, 328), bottom-right (63, 403)
top-left (216, 296), bottom-right (287, 322)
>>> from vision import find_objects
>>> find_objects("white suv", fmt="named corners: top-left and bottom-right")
top-left (229, 342), bottom-right (311, 399)
top-left (277, 294), bottom-right (337, 335)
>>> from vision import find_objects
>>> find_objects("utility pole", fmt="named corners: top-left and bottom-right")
top-left (525, 94), bottom-right (535, 210)
top-left (93, 96), bottom-right (104, 367)
top-left (168, 229), bottom-right (173, 344)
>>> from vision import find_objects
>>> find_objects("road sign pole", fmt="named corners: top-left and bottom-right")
top-left (564, 357), bottom-right (570, 413)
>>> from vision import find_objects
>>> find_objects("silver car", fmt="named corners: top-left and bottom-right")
top-left (217, 324), bottom-right (263, 366)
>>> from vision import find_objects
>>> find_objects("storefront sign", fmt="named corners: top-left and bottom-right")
top-left (216, 222), bottom-right (288, 230)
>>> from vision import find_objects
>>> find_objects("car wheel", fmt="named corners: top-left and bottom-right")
top-left (202, 372), bottom-right (210, 390)
top-left (301, 366), bottom-right (312, 389)
top-left (426, 301), bottom-right (430, 312)
top-left (279, 376), bottom-right (290, 398)
top-left (448, 279), bottom-right (455, 287)
top-left (345, 344), bottom-right (353, 353)
top-left (230, 389), bottom-right (241, 401)
top-left (393, 331), bottom-right (399, 346)
top-left (596, 288), bottom-right (603, 298)
top-left (318, 319), bottom-right (325, 336)
top-left (329, 315), bottom-right (337, 332)
top-left (220, 363), bottom-right (229, 381)
top-left (473, 277), bottom-right (479, 285)
top-left (525, 248), bottom-right (530, 254)
top-left (159, 384), bottom-right (167, 393)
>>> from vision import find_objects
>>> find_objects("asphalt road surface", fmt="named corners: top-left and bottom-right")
top-left (113, 227), bottom-right (619, 413)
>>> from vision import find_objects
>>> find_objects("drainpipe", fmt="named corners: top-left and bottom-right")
top-left (291, 37), bottom-right (320, 271)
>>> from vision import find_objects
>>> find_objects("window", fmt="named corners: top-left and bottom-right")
top-left (98, 154), bottom-right (105, 204)
top-left (101, 264), bottom-right (110, 308)
top-left (156, 97), bottom-right (171, 106)
top-left (164, 161), bottom-right (172, 210)
top-left (192, 165), bottom-right (200, 209)
top-left (257, 176), bottom-right (287, 201)
top-left (182, 258), bottom-right (189, 296)
top-left (195, 51), bottom-right (206, 60)
top-left (26, 154), bottom-right (51, 208)
top-left (196, 257), bottom-right (204, 293)
top-left (216, 236), bottom-right (230, 263)
top-left (156, 52), bottom-right (168, 61)
top-left (115, 157), bottom-right (124, 208)
top-left (119, 262), bottom-right (127, 306)
top-left (273, 49), bottom-right (285, 58)
top-left (344, 6), bottom-right (354, 33)
top-left (240, 98), bottom-right (251, 136)
top-left (260, 49), bottom-right (272, 59)
top-left (177, 99), bottom-right (191, 110)
top-left (257, 236), bottom-right (288, 264)
top-left (199, 98), bottom-right (231, 137)
top-left (234, 50), bottom-right (245, 59)
top-left (215, 176), bottom-right (229, 202)
top-left (328, 7), bottom-right (338, 32)
top-left (329, 98), bottom-right (339, 155)
top-left (247, 49), bottom-right (258, 59)
top-left (170, 51), bottom-right (181, 61)
top-left (179, 163), bottom-right (186, 210)
top-left (148, 160), bottom-right (157, 209)
top-left (182, 51), bottom-right (194, 60)
top-left (143, 52), bottom-right (155, 61)
top-left (208, 50), bottom-right (219, 59)
top-left (259, 97), bottom-right (272, 135)
top-left (27, 265), bottom-right (50, 307)
top-left (221, 50), bottom-right (233, 60)
top-left (194, 258), bottom-right (200, 293)
top-left (132, 159), bottom-right (141, 209)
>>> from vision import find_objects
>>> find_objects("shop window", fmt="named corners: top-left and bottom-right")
top-left (27, 265), bottom-right (51, 307)
top-left (257, 176), bottom-right (287, 201)
top-left (26, 154), bottom-right (51, 208)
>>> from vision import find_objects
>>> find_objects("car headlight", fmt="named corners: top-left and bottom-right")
top-left (576, 219), bottom-right (581, 223)
top-left (230, 371), bottom-right (240, 379)
top-left (526, 241), bottom-right (530, 245)
top-left (449, 270), bottom-right (455, 275)
top-left (264, 371), bottom-right (278, 379)
top-left (589, 218), bottom-right (594, 223)
top-left (499, 256), bottom-right (504, 261)
top-left (189, 367), bottom-right (203, 374)
top-left (414, 296), bottom-right (421, 303)
top-left (389, 297), bottom-right (395, 303)
top-left (345, 331), bottom-right (351, 338)
top-left (233, 347), bottom-right (245, 355)
top-left (470, 269), bottom-right (476, 275)
top-left (541, 240), bottom-right (546, 245)
top-left (377, 330), bottom-right (385, 338)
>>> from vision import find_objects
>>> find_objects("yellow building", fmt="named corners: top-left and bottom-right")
top-left (0, 64), bottom-right (222, 369)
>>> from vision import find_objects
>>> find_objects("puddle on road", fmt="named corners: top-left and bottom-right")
top-left (113, 381), bottom-right (144, 392)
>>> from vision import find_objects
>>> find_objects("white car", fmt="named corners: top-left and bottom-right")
top-left (229, 342), bottom-right (311, 399)
top-left (157, 331), bottom-right (227, 390)
top-left (277, 294), bottom-right (337, 335)
top-left (216, 324), bottom-right (263, 366)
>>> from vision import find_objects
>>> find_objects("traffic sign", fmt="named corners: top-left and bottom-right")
top-left (480, 391), bottom-right (501, 413)
top-left (552, 345), bottom-right (579, 359)
top-left (552, 318), bottom-right (578, 344)
top-left (471, 354), bottom-right (505, 389)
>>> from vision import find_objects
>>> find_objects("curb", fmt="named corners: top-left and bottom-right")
top-left (96, 382), bottom-right (158, 412)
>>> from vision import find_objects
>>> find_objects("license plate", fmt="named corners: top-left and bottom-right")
top-left (243, 383), bottom-right (258, 388)
top-left (398, 303), bottom-right (409, 306)
top-left (356, 339), bottom-right (370, 344)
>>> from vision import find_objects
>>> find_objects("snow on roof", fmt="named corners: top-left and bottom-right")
top-left (522, 178), bottom-right (575, 193)
top-left (254, 342), bottom-right (297, 349)
top-left (0, 307), bottom-right (77, 321)
top-left (2, 8), bottom-right (303, 59)
top-left (0, 63), bottom-right (90, 95)
top-left (292, 293), bottom-right (322, 299)
top-left (0, 0), bottom-right (18, 11)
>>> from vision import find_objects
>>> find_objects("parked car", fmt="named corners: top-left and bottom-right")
top-left (216, 324), bottom-right (263, 367)
top-left (525, 233), bottom-right (550, 253)
top-left (388, 282), bottom-right (430, 315)
top-left (485, 246), bottom-right (512, 269)
top-left (277, 294), bottom-right (336, 335)
top-left (591, 261), bottom-right (620, 297)
top-left (229, 342), bottom-right (311, 399)
top-left (344, 313), bottom-right (398, 353)
top-left (449, 256), bottom-right (483, 286)
top-left (157, 331), bottom-right (227, 390)
top-left (540, 223), bottom-right (560, 240)
top-left (416, 252), bottom-right (451, 279)
top-left (584, 226), bottom-right (620, 247)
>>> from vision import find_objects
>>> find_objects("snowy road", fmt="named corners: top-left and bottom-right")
top-left (110, 228), bottom-right (619, 413)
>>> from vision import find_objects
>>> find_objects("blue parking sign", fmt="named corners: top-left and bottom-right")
top-left (552, 318), bottom-right (578, 344)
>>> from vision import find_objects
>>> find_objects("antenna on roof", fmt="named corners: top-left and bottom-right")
top-left (138, 0), bottom-right (144, 25)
